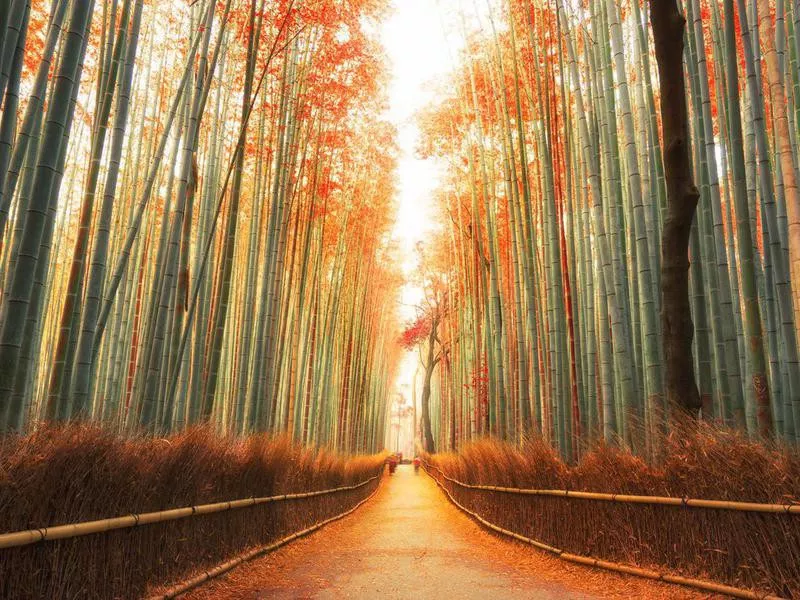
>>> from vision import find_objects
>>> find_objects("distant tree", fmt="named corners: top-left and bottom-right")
top-left (400, 248), bottom-right (448, 453)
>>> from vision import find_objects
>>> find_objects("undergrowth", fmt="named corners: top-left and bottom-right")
top-left (0, 424), bottom-right (385, 600)
top-left (426, 420), bottom-right (800, 597)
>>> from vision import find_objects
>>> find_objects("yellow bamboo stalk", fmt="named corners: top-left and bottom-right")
top-left (0, 474), bottom-right (381, 549)
top-left (422, 461), bottom-right (799, 514)
top-left (422, 464), bottom-right (785, 600)
top-left (148, 480), bottom-right (382, 599)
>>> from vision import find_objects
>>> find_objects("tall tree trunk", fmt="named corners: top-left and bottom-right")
top-left (421, 318), bottom-right (439, 453)
top-left (650, 0), bottom-right (702, 415)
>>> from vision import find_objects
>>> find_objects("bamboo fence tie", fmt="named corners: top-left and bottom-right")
top-left (421, 461), bottom-right (799, 514)
top-left (148, 478), bottom-right (382, 599)
top-left (0, 474), bottom-right (380, 550)
top-left (421, 463), bottom-right (784, 600)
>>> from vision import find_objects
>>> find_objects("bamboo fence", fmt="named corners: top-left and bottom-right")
top-left (422, 461), bottom-right (788, 600)
top-left (422, 462), bottom-right (800, 514)
top-left (0, 474), bottom-right (380, 550)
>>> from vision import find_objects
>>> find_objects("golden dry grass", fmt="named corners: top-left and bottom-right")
top-left (0, 424), bottom-right (384, 599)
top-left (426, 421), bottom-right (800, 597)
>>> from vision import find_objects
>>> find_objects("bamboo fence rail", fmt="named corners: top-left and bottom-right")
top-left (0, 474), bottom-right (381, 550)
top-left (147, 481), bottom-right (382, 599)
top-left (422, 462), bottom-right (785, 600)
top-left (422, 461), bottom-right (800, 514)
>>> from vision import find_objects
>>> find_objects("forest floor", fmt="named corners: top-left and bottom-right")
top-left (184, 465), bottom-right (713, 599)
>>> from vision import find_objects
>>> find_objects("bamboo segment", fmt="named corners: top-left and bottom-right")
top-left (0, 475), bottom-right (380, 550)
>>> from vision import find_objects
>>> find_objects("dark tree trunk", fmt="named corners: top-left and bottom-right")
top-left (650, 0), bottom-right (702, 415)
top-left (421, 366), bottom-right (436, 453)
top-left (420, 319), bottom-right (439, 453)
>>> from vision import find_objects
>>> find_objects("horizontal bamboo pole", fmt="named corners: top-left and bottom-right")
top-left (422, 461), bottom-right (799, 514)
top-left (422, 464), bottom-right (784, 600)
top-left (148, 478), bottom-right (382, 599)
top-left (0, 473), bottom-right (381, 550)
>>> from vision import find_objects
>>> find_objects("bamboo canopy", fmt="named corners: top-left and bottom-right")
top-left (0, 0), bottom-right (401, 453)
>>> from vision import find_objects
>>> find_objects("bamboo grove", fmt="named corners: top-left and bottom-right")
top-left (0, 0), bottom-right (403, 452)
top-left (410, 0), bottom-right (800, 458)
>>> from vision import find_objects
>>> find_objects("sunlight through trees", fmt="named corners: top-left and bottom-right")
top-left (0, 0), bottom-right (401, 452)
top-left (411, 0), bottom-right (800, 458)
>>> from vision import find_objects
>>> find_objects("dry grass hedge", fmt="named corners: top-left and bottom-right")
top-left (0, 424), bottom-right (384, 599)
top-left (425, 421), bottom-right (800, 597)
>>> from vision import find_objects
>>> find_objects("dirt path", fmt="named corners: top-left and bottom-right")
top-left (185, 465), bottom-right (708, 599)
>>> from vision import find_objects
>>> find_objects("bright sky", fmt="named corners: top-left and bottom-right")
top-left (382, 0), bottom-right (453, 280)
top-left (381, 0), bottom-right (458, 408)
